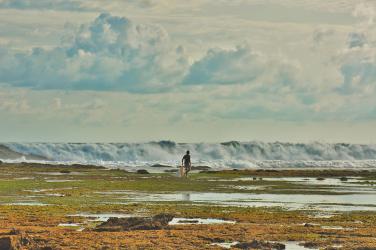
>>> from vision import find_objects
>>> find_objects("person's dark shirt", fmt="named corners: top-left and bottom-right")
top-left (182, 154), bottom-right (190, 165)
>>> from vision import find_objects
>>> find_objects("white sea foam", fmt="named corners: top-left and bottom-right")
top-left (2, 141), bottom-right (376, 170)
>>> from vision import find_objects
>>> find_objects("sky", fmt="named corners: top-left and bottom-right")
top-left (1, 0), bottom-right (376, 143)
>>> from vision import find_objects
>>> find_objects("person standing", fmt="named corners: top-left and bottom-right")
top-left (181, 150), bottom-right (191, 177)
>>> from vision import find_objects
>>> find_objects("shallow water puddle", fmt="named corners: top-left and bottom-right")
top-left (14, 177), bottom-right (35, 180)
top-left (113, 191), bottom-right (376, 211)
top-left (283, 242), bottom-right (319, 250)
top-left (58, 223), bottom-right (81, 227)
top-left (45, 179), bottom-right (81, 182)
top-left (36, 172), bottom-right (85, 176)
top-left (210, 242), bottom-right (239, 249)
top-left (5, 202), bottom-right (49, 206)
top-left (169, 217), bottom-right (235, 225)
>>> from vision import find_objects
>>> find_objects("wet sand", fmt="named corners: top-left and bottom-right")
top-left (0, 163), bottom-right (375, 249)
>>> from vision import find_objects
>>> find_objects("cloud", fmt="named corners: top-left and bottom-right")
top-left (335, 3), bottom-right (376, 95)
top-left (0, 0), bottom-right (89, 11)
top-left (0, 13), bottom-right (188, 92)
top-left (312, 28), bottom-right (335, 45)
top-left (183, 45), bottom-right (299, 88)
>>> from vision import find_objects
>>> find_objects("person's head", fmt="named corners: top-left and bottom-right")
top-left (186, 150), bottom-right (190, 155)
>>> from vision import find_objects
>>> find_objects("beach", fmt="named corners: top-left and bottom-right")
top-left (0, 162), bottom-right (375, 249)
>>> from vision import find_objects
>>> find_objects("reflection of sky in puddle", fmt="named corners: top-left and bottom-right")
top-left (5, 202), bottom-right (49, 206)
top-left (210, 242), bottom-right (239, 248)
top-left (225, 176), bottom-right (376, 194)
top-left (58, 223), bottom-right (81, 227)
top-left (282, 242), bottom-right (319, 250)
top-left (113, 191), bottom-right (376, 211)
top-left (169, 217), bottom-right (235, 225)
top-left (256, 177), bottom-right (364, 186)
top-left (45, 179), bottom-right (81, 182)
top-left (36, 172), bottom-right (84, 176)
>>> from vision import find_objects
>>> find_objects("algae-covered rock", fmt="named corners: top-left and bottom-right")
top-left (234, 240), bottom-right (285, 249)
top-left (94, 214), bottom-right (174, 232)
top-left (150, 164), bottom-right (172, 168)
top-left (191, 166), bottom-right (211, 171)
top-left (136, 169), bottom-right (149, 174)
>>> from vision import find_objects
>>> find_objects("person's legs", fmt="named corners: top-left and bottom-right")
top-left (184, 164), bottom-right (190, 177)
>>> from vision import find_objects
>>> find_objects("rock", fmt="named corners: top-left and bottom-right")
top-left (60, 170), bottom-right (71, 174)
top-left (8, 229), bottom-right (20, 235)
top-left (164, 169), bottom-right (178, 173)
top-left (0, 160), bottom-right (2, 165)
top-left (177, 220), bottom-right (199, 224)
top-left (234, 240), bottom-right (285, 249)
top-left (199, 170), bottom-right (218, 174)
top-left (94, 213), bottom-right (174, 232)
top-left (150, 164), bottom-right (172, 168)
top-left (0, 237), bottom-right (12, 250)
top-left (300, 242), bottom-right (320, 248)
top-left (136, 169), bottom-right (149, 174)
top-left (0, 236), bottom-right (20, 250)
top-left (304, 223), bottom-right (315, 227)
top-left (191, 166), bottom-right (211, 171)
top-left (317, 177), bottom-right (325, 181)
top-left (340, 177), bottom-right (348, 182)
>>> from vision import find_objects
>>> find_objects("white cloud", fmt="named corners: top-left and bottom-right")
top-left (335, 2), bottom-right (376, 95)
top-left (0, 13), bottom-right (188, 92)
top-left (183, 45), bottom-right (300, 89)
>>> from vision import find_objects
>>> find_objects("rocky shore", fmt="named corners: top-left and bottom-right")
top-left (0, 163), bottom-right (375, 249)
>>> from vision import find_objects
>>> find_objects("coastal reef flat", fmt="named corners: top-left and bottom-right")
top-left (0, 163), bottom-right (376, 249)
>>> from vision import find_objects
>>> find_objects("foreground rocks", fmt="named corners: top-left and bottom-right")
top-left (234, 240), bottom-right (285, 250)
top-left (94, 214), bottom-right (174, 232)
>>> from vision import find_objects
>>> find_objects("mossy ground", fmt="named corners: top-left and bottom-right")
top-left (0, 163), bottom-right (376, 249)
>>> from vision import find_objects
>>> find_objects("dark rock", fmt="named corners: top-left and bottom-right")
top-left (0, 237), bottom-right (12, 250)
top-left (234, 240), bottom-right (285, 249)
top-left (0, 160), bottom-right (2, 165)
top-left (304, 223), bottom-right (316, 227)
top-left (177, 220), bottom-right (199, 224)
top-left (300, 242), bottom-right (320, 248)
top-left (164, 169), bottom-right (178, 173)
top-left (136, 169), bottom-right (149, 174)
top-left (150, 164), bottom-right (172, 168)
top-left (60, 170), bottom-right (71, 174)
top-left (0, 236), bottom-right (20, 250)
top-left (191, 166), bottom-right (211, 171)
top-left (8, 229), bottom-right (20, 235)
top-left (317, 177), bottom-right (325, 181)
top-left (340, 177), bottom-right (348, 182)
top-left (94, 213), bottom-right (174, 232)
top-left (199, 170), bottom-right (218, 174)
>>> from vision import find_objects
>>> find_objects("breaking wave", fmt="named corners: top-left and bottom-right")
top-left (2, 141), bottom-right (376, 169)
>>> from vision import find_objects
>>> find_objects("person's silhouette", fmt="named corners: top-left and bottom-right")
top-left (181, 150), bottom-right (191, 177)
